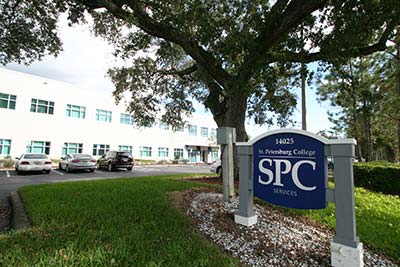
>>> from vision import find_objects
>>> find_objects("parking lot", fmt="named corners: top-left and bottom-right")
top-left (0, 165), bottom-right (212, 200)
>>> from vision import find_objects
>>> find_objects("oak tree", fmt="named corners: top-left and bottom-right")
top-left (1, 0), bottom-right (400, 142)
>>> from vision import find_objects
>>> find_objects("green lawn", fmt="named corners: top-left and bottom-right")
top-left (0, 174), bottom-right (238, 267)
top-left (0, 175), bottom-right (399, 266)
top-left (287, 183), bottom-right (400, 261)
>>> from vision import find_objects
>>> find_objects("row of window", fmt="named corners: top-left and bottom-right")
top-left (1, 92), bottom-right (217, 138)
top-left (0, 139), bottom-right (190, 159)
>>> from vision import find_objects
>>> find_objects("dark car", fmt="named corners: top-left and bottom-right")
top-left (97, 151), bottom-right (134, 171)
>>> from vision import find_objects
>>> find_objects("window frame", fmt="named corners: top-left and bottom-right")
top-left (92, 144), bottom-right (110, 156)
top-left (96, 109), bottom-right (112, 123)
top-left (158, 147), bottom-right (169, 158)
top-left (120, 113), bottom-right (134, 125)
top-left (140, 146), bottom-right (152, 157)
top-left (0, 139), bottom-right (11, 155)
top-left (118, 145), bottom-right (133, 153)
top-left (30, 98), bottom-right (54, 114)
top-left (173, 148), bottom-right (184, 159)
top-left (66, 104), bottom-right (86, 119)
top-left (0, 92), bottom-right (16, 110)
top-left (200, 127), bottom-right (209, 137)
top-left (188, 124), bottom-right (197, 136)
top-left (62, 142), bottom-right (83, 155)
top-left (25, 140), bottom-right (51, 154)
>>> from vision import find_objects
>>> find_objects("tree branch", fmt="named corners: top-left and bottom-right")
top-left (277, 19), bottom-right (398, 63)
top-left (78, 0), bottom-right (232, 88)
top-left (235, 0), bottom-right (326, 88)
top-left (130, 2), bottom-right (232, 86)
top-left (157, 64), bottom-right (198, 78)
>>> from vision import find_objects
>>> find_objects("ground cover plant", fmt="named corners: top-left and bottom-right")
top-left (0, 174), bottom-right (398, 266)
top-left (0, 174), bottom-right (238, 267)
top-left (287, 183), bottom-right (400, 262)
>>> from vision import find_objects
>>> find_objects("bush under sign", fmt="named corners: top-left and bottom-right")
top-left (253, 133), bottom-right (327, 209)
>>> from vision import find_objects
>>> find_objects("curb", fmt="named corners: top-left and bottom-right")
top-left (10, 191), bottom-right (31, 230)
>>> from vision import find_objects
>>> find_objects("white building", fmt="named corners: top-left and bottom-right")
top-left (0, 68), bottom-right (219, 163)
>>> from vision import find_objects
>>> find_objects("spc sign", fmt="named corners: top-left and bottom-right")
top-left (253, 133), bottom-right (327, 209)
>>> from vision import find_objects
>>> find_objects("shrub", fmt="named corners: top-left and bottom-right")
top-left (0, 155), bottom-right (15, 168)
top-left (353, 162), bottom-right (400, 195)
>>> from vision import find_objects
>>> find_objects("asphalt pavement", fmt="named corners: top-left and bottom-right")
top-left (0, 165), bottom-right (212, 200)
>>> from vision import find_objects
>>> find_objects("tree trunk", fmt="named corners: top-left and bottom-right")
top-left (212, 92), bottom-right (249, 178)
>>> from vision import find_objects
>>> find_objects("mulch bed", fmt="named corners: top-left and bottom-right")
top-left (176, 176), bottom-right (398, 267)
top-left (0, 197), bottom-right (11, 233)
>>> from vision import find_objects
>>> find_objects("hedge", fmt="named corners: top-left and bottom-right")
top-left (353, 162), bottom-right (400, 195)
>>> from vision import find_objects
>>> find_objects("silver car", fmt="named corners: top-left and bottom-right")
top-left (210, 159), bottom-right (222, 176)
top-left (59, 153), bottom-right (96, 173)
top-left (15, 153), bottom-right (52, 174)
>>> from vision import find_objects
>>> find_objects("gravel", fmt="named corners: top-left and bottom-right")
top-left (186, 192), bottom-right (398, 267)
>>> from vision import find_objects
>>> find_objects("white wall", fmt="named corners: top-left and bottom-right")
top-left (0, 68), bottom-right (219, 162)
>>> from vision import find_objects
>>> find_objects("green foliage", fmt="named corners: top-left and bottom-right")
top-left (0, 175), bottom-right (238, 267)
top-left (0, 0), bottom-right (65, 65)
top-left (353, 162), bottom-right (400, 195)
top-left (2, 1), bottom-right (400, 137)
top-left (316, 50), bottom-right (399, 162)
top-left (0, 155), bottom-right (14, 168)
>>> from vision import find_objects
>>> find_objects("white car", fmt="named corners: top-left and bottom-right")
top-left (15, 153), bottom-right (52, 174)
top-left (210, 159), bottom-right (222, 176)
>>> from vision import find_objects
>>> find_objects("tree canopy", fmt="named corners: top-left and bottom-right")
top-left (1, 0), bottom-right (400, 141)
top-left (317, 30), bottom-right (400, 162)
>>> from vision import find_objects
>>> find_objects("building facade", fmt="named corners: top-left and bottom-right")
top-left (0, 68), bottom-right (219, 163)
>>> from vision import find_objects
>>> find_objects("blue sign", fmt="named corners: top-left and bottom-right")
top-left (253, 133), bottom-right (327, 209)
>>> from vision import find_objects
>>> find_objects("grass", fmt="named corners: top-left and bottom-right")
top-left (287, 182), bottom-right (400, 261)
top-left (0, 175), bottom-right (399, 266)
top-left (0, 174), bottom-right (238, 267)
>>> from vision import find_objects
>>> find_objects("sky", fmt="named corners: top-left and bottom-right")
top-left (4, 15), bottom-right (334, 139)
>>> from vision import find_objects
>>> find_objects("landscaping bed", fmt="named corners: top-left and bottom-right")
top-left (171, 189), bottom-right (397, 267)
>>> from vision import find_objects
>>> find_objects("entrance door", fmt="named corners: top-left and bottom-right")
top-left (201, 151), bottom-right (208, 163)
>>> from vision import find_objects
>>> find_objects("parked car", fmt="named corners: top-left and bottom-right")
top-left (15, 153), bottom-right (52, 174)
top-left (59, 153), bottom-right (96, 173)
top-left (210, 159), bottom-right (222, 177)
top-left (97, 151), bottom-right (134, 171)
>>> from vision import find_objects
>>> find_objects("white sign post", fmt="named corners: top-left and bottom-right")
top-left (216, 127), bottom-right (235, 202)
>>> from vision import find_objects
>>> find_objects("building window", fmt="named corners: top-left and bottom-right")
top-left (188, 151), bottom-right (197, 162)
top-left (211, 149), bottom-right (219, 160)
top-left (92, 144), bottom-right (110, 156)
top-left (0, 92), bottom-right (16, 110)
top-left (159, 122), bottom-right (169, 130)
top-left (158, 147), bottom-right (169, 158)
top-left (173, 125), bottom-right (184, 132)
top-left (62, 143), bottom-right (83, 155)
top-left (174, 148), bottom-right (183, 159)
top-left (140, 146), bottom-right (152, 157)
top-left (118, 145), bottom-right (133, 153)
top-left (96, 109), bottom-right (112, 122)
top-left (30, 98), bottom-right (54, 114)
top-left (66, 104), bottom-right (86, 119)
top-left (0, 139), bottom-right (11, 155)
top-left (26, 141), bottom-right (51, 154)
top-left (188, 125), bottom-right (197, 136)
top-left (120, 113), bottom-right (134, 125)
top-left (201, 127), bottom-right (208, 137)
